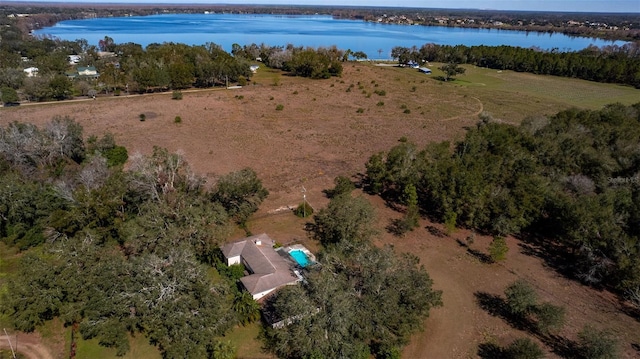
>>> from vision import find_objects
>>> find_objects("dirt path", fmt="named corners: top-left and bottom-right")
top-left (0, 334), bottom-right (54, 359)
top-left (443, 96), bottom-right (483, 122)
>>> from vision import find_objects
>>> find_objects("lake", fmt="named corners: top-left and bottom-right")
top-left (34, 13), bottom-right (627, 59)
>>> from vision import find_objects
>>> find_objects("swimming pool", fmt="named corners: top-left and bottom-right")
top-left (289, 250), bottom-right (311, 267)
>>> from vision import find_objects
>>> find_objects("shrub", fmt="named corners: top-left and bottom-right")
top-left (238, 76), bottom-right (247, 86)
top-left (376, 101), bottom-right (385, 106)
top-left (324, 176), bottom-right (355, 199)
top-left (374, 89), bottom-right (386, 96)
top-left (403, 109), bottom-right (411, 114)
top-left (292, 90), bottom-right (298, 94)
top-left (172, 90), bottom-right (183, 100)
top-left (504, 280), bottom-right (537, 315)
top-left (294, 202), bottom-right (314, 218)
top-left (505, 338), bottom-right (544, 359)
top-left (276, 104), bottom-right (284, 111)
top-left (104, 146), bottom-right (128, 167)
top-left (174, 116), bottom-right (182, 123)
top-left (489, 236), bottom-right (508, 262)
top-left (139, 113), bottom-right (146, 121)
top-left (444, 210), bottom-right (457, 235)
top-left (533, 302), bottom-right (566, 334)
top-left (356, 108), bottom-right (365, 113)
top-left (269, 96), bottom-right (274, 100)
top-left (577, 325), bottom-right (619, 359)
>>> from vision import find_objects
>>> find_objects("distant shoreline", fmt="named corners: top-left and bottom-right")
top-left (4, 2), bottom-right (638, 42)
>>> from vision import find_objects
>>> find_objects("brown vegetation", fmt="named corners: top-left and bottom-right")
top-left (2, 62), bottom-right (640, 358)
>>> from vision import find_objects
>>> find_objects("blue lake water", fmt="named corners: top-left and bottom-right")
top-left (34, 13), bottom-right (627, 59)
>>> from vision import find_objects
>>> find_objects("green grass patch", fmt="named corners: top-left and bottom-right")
top-left (447, 64), bottom-right (640, 109)
top-left (74, 333), bottom-right (161, 359)
top-left (224, 323), bottom-right (273, 359)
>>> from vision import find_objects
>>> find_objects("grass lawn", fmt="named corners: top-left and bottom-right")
top-left (224, 322), bottom-right (274, 359)
top-left (384, 62), bottom-right (640, 123)
top-left (73, 333), bottom-right (161, 359)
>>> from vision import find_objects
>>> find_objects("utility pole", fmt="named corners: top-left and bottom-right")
top-left (301, 186), bottom-right (307, 217)
top-left (3, 328), bottom-right (16, 359)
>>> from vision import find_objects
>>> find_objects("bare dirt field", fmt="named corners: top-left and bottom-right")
top-left (2, 63), bottom-right (640, 358)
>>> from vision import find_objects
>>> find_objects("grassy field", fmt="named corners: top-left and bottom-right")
top-left (0, 61), bottom-right (639, 358)
top-left (224, 323), bottom-right (273, 359)
top-left (383, 62), bottom-right (640, 123)
top-left (73, 334), bottom-right (161, 359)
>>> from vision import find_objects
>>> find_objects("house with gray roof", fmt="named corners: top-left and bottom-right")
top-left (221, 233), bottom-right (300, 300)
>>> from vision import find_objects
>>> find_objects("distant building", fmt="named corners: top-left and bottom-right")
top-left (23, 67), bottom-right (38, 77)
top-left (68, 55), bottom-right (81, 65)
top-left (66, 66), bottom-right (99, 79)
top-left (77, 66), bottom-right (99, 77)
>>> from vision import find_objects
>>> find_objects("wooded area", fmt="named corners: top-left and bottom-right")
top-left (365, 103), bottom-right (640, 301)
top-left (0, 118), bottom-right (269, 357)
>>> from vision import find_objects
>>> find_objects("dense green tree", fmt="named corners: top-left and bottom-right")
top-left (364, 151), bottom-right (387, 194)
top-left (48, 74), bottom-right (73, 100)
top-left (312, 194), bottom-right (377, 247)
top-left (439, 62), bottom-right (466, 81)
top-left (211, 167), bottom-right (269, 225)
top-left (323, 175), bottom-right (355, 199)
top-left (233, 290), bottom-right (260, 325)
top-left (1, 86), bottom-right (19, 104)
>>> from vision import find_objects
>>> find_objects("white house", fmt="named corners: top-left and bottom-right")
top-left (23, 67), bottom-right (38, 77)
top-left (68, 55), bottom-right (81, 65)
top-left (77, 66), bottom-right (99, 77)
top-left (221, 233), bottom-right (300, 300)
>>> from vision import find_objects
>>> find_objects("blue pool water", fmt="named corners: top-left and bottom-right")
top-left (290, 250), bottom-right (311, 267)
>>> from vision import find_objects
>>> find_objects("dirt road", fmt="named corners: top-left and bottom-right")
top-left (0, 334), bottom-right (54, 359)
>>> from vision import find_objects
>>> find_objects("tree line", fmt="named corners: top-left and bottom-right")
top-left (391, 43), bottom-right (640, 88)
top-left (0, 118), bottom-right (269, 357)
top-left (365, 103), bottom-right (640, 303)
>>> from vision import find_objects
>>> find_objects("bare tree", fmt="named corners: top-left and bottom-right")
top-left (79, 154), bottom-right (109, 191)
